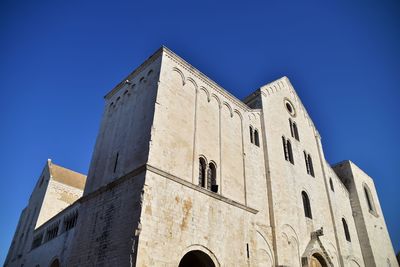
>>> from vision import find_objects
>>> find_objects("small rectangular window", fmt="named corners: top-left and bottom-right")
top-left (31, 233), bottom-right (43, 249)
top-left (63, 212), bottom-right (78, 232)
top-left (45, 222), bottom-right (59, 242)
top-left (113, 152), bottom-right (119, 173)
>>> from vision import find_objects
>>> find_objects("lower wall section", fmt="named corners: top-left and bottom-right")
top-left (22, 228), bottom-right (76, 267)
top-left (135, 170), bottom-right (274, 267)
top-left (67, 172), bottom-right (145, 267)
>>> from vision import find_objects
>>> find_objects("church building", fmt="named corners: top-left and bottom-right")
top-left (4, 47), bottom-right (398, 267)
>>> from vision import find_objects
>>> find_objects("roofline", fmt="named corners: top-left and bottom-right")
top-left (104, 46), bottom-right (165, 100)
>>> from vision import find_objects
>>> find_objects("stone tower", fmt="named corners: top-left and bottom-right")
top-left (333, 161), bottom-right (397, 266)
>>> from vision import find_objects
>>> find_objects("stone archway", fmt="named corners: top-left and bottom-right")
top-left (49, 258), bottom-right (60, 267)
top-left (309, 253), bottom-right (327, 267)
top-left (179, 250), bottom-right (216, 267)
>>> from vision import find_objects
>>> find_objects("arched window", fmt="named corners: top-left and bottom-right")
top-left (199, 158), bottom-right (206, 188)
top-left (293, 122), bottom-right (299, 141)
top-left (254, 129), bottom-right (260, 147)
top-left (307, 154), bottom-right (314, 177)
top-left (289, 118), bottom-right (294, 137)
top-left (289, 118), bottom-right (300, 141)
top-left (208, 163), bottom-right (218, 193)
top-left (282, 136), bottom-right (288, 161)
top-left (287, 140), bottom-right (294, 164)
top-left (304, 151), bottom-right (309, 173)
top-left (302, 191), bottom-right (312, 219)
top-left (364, 185), bottom-right (375, 212)
top-left (342, 218), bottom-right (351, 242)
top-left (329, 178), bottom-right (334, 192)
top-left (249, 126), bottom-right (254, 144)
top-left (50, 259), bottom-right (60, 267)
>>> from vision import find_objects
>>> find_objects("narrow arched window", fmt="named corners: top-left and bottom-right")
top-left (307, 154), bottom-right (314, 177)
top-left (289, 118), bottom-right (294, 138)
top-left (302, 191), bottom-right (312, 219)
top-left (287, 140), bottom-right (294, 164)
top-left (293, 122), bottom-right (299, 141)
top-left (342, 218), bottom-right (351, 242)
top-left (254, 129), bottom-right (260, 147)
top-left (329, 178), bottom-right (334, 192)
top-left (249, 126), bottom-right (254, 144)
top-left (364, 185), bottom-right (375, 212)
top-left (304, 151), bottom-right (309, 174)
top-left (208, 163), bottom-right (218, 193)
top-left (282, 136), bottom-right (288, 161)
top-left (199, 158), bottom-right (206, 188)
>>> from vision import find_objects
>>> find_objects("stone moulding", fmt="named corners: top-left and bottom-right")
top-left (146, 164), bottom-right (259, 214)
top-left (78, 163), bottom-right (258, 215)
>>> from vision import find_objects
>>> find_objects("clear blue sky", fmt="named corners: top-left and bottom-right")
top-left (1, 0), bottom-right (399, 263)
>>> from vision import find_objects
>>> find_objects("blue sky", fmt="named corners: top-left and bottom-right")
top-left (1, 0), bottom-right (399, 263)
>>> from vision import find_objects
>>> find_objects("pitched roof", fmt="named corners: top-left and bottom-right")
top-left (48, 161), bottom-right (87, 190)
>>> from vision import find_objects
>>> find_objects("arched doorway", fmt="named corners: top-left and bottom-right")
top-left (49, 258), bottom-right (60, 267)
top-left (309, 253), bottom-right (327, 267)
top-left (179, 250), bottom-right (216, 267)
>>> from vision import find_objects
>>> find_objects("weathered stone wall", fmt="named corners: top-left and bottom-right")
top-left (83, 53), bottom-right (161, 195)
top-left (5, 161), bottom-right (51, 267)
top-left (36, 179), bottom-right (83, 228)
top-left (136, 169), bottom-right (274, 267)
top-left (324, 165), bottom-right (364, 266)
top-left (5, 47), bottom-right (397, 267)
top-left (24, 204), bottom-right (80, 267)
top-left (68, 171), bottom-right (145, 267)
top-left (334, 161), bottom-right (398, 267)
top-left (5, 160), bottom-right (85, 267)
top-left (254, 77), bottom-right (341, 266)
top-left (149, 49), bottom-right (267, 209)
top-left (140, 49), bottom-right (273, 266)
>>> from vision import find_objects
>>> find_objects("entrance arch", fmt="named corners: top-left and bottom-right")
top-left (179, 250), bottom-right (216, 267)
top-left (49, 258), bottom-right (60, 267)
top-left (309, 253), bottom-right (327, 267)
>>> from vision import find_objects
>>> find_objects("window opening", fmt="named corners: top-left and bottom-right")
top-left (249, 126), bottom-right (254, 144)
top-left (209, 163), bottom-right (218, 193)
top-left (113, 152), bottom-right (119, 173)
top-left (302, 191), bottom-right (312, 219)
top-left (199, 158), bottom-right (206, 188)
top-left (329, 178), bottom-right (334, 192)
top-left (342, 218), bottom-right (351, 242)
top-left (254, 129), bottom-right (260, 147)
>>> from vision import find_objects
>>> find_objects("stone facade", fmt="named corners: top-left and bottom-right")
top-left (4, 47), bottom-right (398, 267)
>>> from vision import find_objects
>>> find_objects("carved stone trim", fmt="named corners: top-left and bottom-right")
top-left (146, 164), bottom-right (258, 214)
top-left (162, 47), bottom-right (253, 112)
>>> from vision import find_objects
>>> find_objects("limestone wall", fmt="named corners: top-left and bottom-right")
top-left (334, 161), bottom-right (398, 267)
top-left (24, 203), bottom-right (80, 267)
top-left (67, 171), bottom-right (146, 266)
top-left (4, 160), bottom-right (85, 267)
top-left (253, 77), bottom-right (339, 266)
top-left (83, 54), bottom-right (161, 195)
top-left (136, 170), bottom-right (274, 267)
top-left (149, 49), bottom-right (267, 210)
top-left (5, 161), bottom-right (51, 266)
top-left (324, 165), bottom-right (364, 266)
top-left (143, 48), bottom-right (272, 265)
top-left (36, 179), bottom-right (83, 228)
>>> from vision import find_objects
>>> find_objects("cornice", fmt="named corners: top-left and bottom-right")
top-left (146, 164), bottom-right (258, 214)
top-left (104, 47), bottom-right (164, 100)
top-left (162, 47), bottom-right (253, 112)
